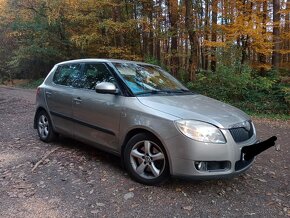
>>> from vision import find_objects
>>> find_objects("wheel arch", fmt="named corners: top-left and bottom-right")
top-left (120, 127), bottom-right (172, 173)
top-left (33, 107), bottom-right (48, 129)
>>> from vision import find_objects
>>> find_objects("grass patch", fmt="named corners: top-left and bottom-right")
top-left (247, 112), bottom-right (290, 121)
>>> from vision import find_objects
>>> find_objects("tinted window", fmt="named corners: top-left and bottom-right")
top-left (53, 64), bottom-right (82, 87)
top-left (81, 63), bottom-right (116, 90)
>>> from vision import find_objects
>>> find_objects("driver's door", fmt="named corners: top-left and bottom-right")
top-left (72, 63), bottom-right (123, 152)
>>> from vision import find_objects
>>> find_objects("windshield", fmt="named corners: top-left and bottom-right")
top-left (113, 63), bottom-right (189, 95)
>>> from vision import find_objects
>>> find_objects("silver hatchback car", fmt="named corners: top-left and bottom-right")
top-left (34, 59), bottom-right (276, 185)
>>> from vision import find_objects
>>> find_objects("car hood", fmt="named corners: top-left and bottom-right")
top-left (137, 94), bottom-right (250, 129)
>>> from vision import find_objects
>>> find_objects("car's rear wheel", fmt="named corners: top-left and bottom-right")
top-left (124, 133), bottom-right (169, 185)
top-left (36, 110), bottom-right (56, 142)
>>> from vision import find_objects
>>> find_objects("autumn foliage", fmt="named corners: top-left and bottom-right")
top-left (0, 0), bottom-right (289, 114)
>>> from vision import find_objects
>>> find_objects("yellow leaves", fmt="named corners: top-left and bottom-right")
top-left (0, 0), bottom-right (14, 23)
top-left (279, 49), bottom-right (290, 55)
top-left (280, 32), bottom-right (290, 40)
top-left (252, 45), bottom-right (272, 55)
top-left (94, 46), bottom-right (142, 60)
top-left (139, 18), bottom-right (151, 33)
top-left (101, 19), bottom-right (137, 34)
top-left (254, 0), bottom-right (268, 3)
top-left (66, 0), bottom-right (119, 11)
top-left (203, 40), bottom-right (226, 48)
top-left (219, 10), bottom-right (273, 56)
top-left (252, 62), bottom-right (272, 71)
top-left (71, 33), bottom-right (103, 49)
top-left (99, 46), bottom-right (128, 55)
top-left (0, 0), bottom-right (6, 9)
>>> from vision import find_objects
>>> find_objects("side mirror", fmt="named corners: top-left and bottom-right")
top-left (95, 82), bottom-right (119, 94)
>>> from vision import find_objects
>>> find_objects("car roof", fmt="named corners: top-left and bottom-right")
top-left (56, 58), bottom-right (156, 67)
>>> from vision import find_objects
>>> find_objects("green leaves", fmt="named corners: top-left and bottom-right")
top-left (188, 64), bottom-right (289, 115)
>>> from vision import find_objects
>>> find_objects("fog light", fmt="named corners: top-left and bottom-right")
top-left (195, 161), bottom-right (231, 172)
top-left (195, 161), bottom-right (207, 171)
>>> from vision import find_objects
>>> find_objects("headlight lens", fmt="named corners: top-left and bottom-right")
top-left (175, 120), bottom-right (226, 144)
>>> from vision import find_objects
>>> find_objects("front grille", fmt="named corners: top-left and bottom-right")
top-left (229, 123), bottom-right (254, 143)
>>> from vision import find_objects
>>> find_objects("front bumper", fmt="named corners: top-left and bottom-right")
top-left (164, 128), bottom-right (259, 178)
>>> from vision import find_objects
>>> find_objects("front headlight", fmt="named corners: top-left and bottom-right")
top-left (175, 120), bottom-right (226, 144)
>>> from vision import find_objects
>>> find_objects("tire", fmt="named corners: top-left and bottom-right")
top-left (124, 133), bottom-right (169, 185)
top-left (36, 110), bottom-right (57, 142)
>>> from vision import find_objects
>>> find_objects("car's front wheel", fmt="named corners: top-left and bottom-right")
top-left (36, 110), bottom-right (57, 142)
top-left (124, 133), bottom-right (169, 185)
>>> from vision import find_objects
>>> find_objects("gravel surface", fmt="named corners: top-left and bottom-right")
top-left (0, 86), bottom-right (289, 217)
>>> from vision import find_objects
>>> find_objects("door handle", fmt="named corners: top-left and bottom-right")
top-left (45, 91), bottom-right (52, 97)
top-left (73, 97), bottom-right (82, 104)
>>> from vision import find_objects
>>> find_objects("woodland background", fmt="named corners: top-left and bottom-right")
top-left (0, 0), bottom-right (289, 115)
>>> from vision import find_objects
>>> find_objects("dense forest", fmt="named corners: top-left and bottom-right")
top-left (0, 0), bottom-right (289, 115)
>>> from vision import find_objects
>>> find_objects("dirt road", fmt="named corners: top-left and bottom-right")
top-left (0, 86), bottom-right (289, 217)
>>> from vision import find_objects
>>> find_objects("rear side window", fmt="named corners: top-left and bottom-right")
top-left (81, 63), bottom-right (116, 90)
top-left (53, 64), bottom-right (82, 87)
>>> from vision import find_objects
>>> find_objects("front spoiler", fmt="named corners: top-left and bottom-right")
top-left (242, 136), bottom-right (277, 161)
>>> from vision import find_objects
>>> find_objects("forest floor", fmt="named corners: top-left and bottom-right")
top-left (0, 86), bottom-right (289, 217)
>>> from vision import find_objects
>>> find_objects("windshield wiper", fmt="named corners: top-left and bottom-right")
top-left (155, 89), bottom-right (192, 94)
top-left (135, 89), bottom-right (192, 96)
top-left (165, 89), bottom-right (192, 93)
top-left (135, 90), bottom-right (168, 96)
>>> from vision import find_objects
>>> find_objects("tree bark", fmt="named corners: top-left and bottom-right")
top-left (259, 1), bottom-right (267, 76)
top-left (272, 0), bottom-right (281, 68)
top-left (167, 0), bottom-right (179, 76)
top-left (211, 0), bottom-right (217, 72)
top-left (184, 0), bottom-right (197, 81)
top-left (285, 0), bottom-right (290, 64)
top-left (155, 0), bottom-right (162, 62)
top-left (148, 0), bottom-right (154, 57)
top-left (204, 0), bottom-right (209, 71)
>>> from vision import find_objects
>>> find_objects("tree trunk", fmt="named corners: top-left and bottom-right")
top-left (272, 0), bottom-right (281, 68)
top-left (141, 1), bottom-right (151, 58)
top-left (211, 0), bottom-right (217, 72)
top-left (184, 0), bottom-right (197, 81)
top-left (285, 0), bottom-right (290, 64)
top-left (148, 0), bottom-right (154, 58)
top-left (167, 0), bottom-right (179, 76)
top-left (155, 0), bottom-right (162, 62)
top-left (259, 1), bottom-right (267, 76)
top-left (113, 1), bottom-right (124, 48)
top-left (204, 0), bottom-right (209, 71)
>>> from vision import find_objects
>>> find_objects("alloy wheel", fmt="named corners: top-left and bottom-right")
top-left (38, 114), bottom-right (50, 139)
top-left (130, 140), bottom-right (166, 179)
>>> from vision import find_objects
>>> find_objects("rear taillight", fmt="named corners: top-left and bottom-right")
top-left (36, 87), bottom-right (41, 96)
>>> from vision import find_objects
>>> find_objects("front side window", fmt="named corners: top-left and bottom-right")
top-left (113, 63), bottom-right (188, 95)
top-left (53, 64), bottom-right (82, 87)
top-left (81, 63), bottom-right (116, 90)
